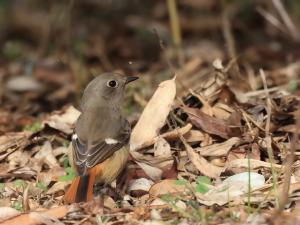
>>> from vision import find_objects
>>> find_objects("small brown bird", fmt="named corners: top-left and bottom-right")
top-left (64, 73), bottom-right (138, 203)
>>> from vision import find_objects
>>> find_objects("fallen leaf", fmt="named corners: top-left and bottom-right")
top-left (130, 130), bottom-right (175, 181)
top-left (195, 137), bottom-right (241, 157)
top-left (154, 137), bottom-right (171, 157)
top-left (212, 102), bottom-right (234, 120)
top-left (183, 106), bottom-right (235, 139)
top-left (223, 172), bottom-right (265, 189)
top-left (43, 106), bottom-right (80, 134)
top-left (133, 161), bottom-right (163, 181)
top-left (197, 172), bottom-right (265, 206)
top-left (133, 123), bottom-right (192, 150)
top-left (46, 181), bottom-right (69, 195)
top-left (128, 178), bottom-right (154, 197)
top-left (0, 207), bottom-right (20, 222)
top-left (182, 137), bottom-right (224, 178)
top-left (1, 206), bottom-right (68, 225)
top-left (149, 179), bottom-right (187, 198)
top-left (130, 77), bottom-right (176, 151)
top-left (183, 129), bottom-right (204, 143)
top-left (34, 141), bottom-right (59, 169)
top-left (226, 159), bottom-right (282, 170)
top-left (6, 76), bottom-right (42, 92)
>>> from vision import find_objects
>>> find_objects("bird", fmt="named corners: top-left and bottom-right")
top-left (63, 72), bottom-right (138, 203)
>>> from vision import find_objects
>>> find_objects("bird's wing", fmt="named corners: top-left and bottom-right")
top-left (72, 120), bottom-right (130, 175)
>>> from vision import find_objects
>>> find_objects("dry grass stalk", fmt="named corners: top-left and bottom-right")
top-left (272, 0), bottom-right (300, 42)
top-left (260, 68), bottom-right (279, 208)
top-left (221, 5), bottom-right (240, 77)
top-left (166, 0), bottom-right (184, 65)
top-left (278, 109), bottom-right (299, 211)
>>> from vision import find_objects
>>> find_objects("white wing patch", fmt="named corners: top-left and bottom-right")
top-left (105, 138), bottom-right (119, 144)
top-left (72, 134), bottom-right (78, 140)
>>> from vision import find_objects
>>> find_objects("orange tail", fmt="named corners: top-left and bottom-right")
top-left (63, 173), bottom-right (95, 203)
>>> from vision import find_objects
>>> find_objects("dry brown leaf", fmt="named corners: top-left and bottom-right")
top-left (133, 123), bottom-right (192, 150)
top-left (195, 137), bottom-right (241, 157)
top-left (154, 137), bottom-right (171, 157)
top-left (34, 141), bottom-right (59, 169)
top-left (131, 137), bottom-right (174, 181)
top-left (212, 102), bottom-right (234, 120)
top-left (149, 179), bottom-right (187, 198)
top-left (130, 77), bottom-right (176, 151)
top-left (226, 159), bottom-right (282, 170)
top-left (183, 106), bottom-right (234, 139)
top-left (43, 106), bottom-right (80, 134)
top-left (128, 178), bottom-right (154, 197)
top-left (0, 132), bottom-right (32, 161)
top-left (134, 161), bottom-right (163, 181)
top-left (1, 206), bottom-right (68, 225)
top-left (182, 137), bottom-right (224, 178)
top-left (197, 172), bottom-right (265, 206)
top-left (46, 181), bottom-right (69, 195)
top-left (0, 207), bottom-right (20, 222)
top-left (184, 129), bottom-right (204, 142)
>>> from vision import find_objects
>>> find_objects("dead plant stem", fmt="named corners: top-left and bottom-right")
top-left (166, 0), bottom-right (183, 66)
top-left (259, 69), bottom-right (279, 209)
top-left (278, 109), bottom-right (299, 211)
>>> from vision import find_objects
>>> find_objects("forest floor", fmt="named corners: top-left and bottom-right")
top-left (1, 1), bottom-right (300, 224)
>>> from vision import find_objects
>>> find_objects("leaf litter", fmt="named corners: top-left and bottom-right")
top-left (1, 62), bottom-right (300, 224)
top-left (1, 2), bottom-right (300, 222)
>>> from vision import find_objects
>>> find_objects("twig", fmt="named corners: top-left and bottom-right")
top-left (272, 0), bottom-right (300, 42)
top-left (221, 4), bottom-right (240, 77)
top-left (256, 7), bottom-right (287, 34)
top-left (278, 109), bottom-right (299, 211)
top-left (166, 0), bottom-right (184, 66)
top-left (153, 29), bottom-right (187, 93)
top-left (259, 68), bottom-right (279, 209)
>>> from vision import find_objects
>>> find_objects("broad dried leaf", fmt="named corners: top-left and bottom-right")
top-left (184, 129), bottom-right (204, 142)
top-left (131, 137), bottom-right (174, 181)
top-left (197, 172), bottom-right (265, 206)
top-left (149, 179), bottom-right (187, 198)
top-left (183, 106), bottom-right (235, 139)
top-left (34, 141), bottom-right (59, 169)
top-left (133, 123), bottom-right (192, 150)
top-left (154, 137), bottom-right (171, 157)
top-left (1, 206), bottom-right (68, 225)
top-left (43, 106), bottom-right (80, 134)
top-left (128, 178), bottom-right (154, 196)
top-left (226, 159), bottom-right (282, 170)
top-left (46, 181), bottom-right (69, 195)
top-left (195, 137), bottom-right (241, 157)
top-left (133, 161), bottom-right (163, 181)
top-left (130, 77), bottom-right (176, 151)
top-left (0, 207), bottom-right (20, 222)
top-left (182, 137), bottom-right (224, 178)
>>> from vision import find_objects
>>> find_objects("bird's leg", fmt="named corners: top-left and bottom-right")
top-left (116, 165), bottom-right (132, 195)
top-left (93, 182), bottom-right (122, 204)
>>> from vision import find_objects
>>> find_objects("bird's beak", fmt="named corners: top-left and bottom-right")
top-left (125, 76), bottom-right (139, 84)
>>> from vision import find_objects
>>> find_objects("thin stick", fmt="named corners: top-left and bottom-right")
top-left (256, 7), bottom-right (287, 34)
top-left (278, 109), bottom-right (299, 211)
top-left (221, 4), bottom-right (240, 76)
top-left (259, 68), bottom-right (279, 209)
top-left (272, 0), bottom-right (300, 42)
top-left (166, 0), bottom-right (184, 65)
top-left (153, 29), bottom-right (187, 93)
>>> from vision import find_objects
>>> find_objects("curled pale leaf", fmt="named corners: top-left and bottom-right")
top-left (43, 106), bottom-right (80, 134)
top-left (226, 159), bottom-right (282, 170)
top-left (130, 77), bottom-right (176, 151)
top-left (195, 137), bottom-right (241, 157)
top-left (130, 137), bottom-right (174, 181)
top-left (181, 137), bottom-right (224, 178)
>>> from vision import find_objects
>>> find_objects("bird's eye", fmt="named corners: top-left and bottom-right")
top-left (107, 80), bottom-right (118, 88)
